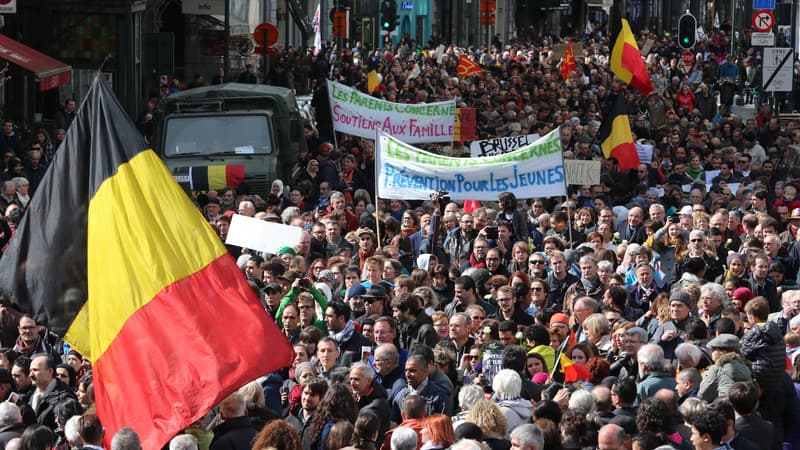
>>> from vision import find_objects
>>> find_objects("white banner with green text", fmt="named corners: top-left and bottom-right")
top-left (376, 128), bottom-right (566, 201)
top-left (327, 80), bottom-right (456, 143)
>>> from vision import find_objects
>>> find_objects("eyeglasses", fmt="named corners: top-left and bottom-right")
top-left (531, 287), bottom-right (544, 291)
top-left (469, 355), bottom-right (480, 360)
top-left (471, 316), bottom-right (485, 320)
top-left (690, 238), bottom-right (704, 242)
top-left (529, 260), bottom-right (545, 264)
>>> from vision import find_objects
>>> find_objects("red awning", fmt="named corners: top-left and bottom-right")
top-left (0, 34), bottom-right (71, 91)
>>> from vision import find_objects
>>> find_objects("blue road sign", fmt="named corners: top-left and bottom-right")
top-left (753, 0), bottom-right (775, 9)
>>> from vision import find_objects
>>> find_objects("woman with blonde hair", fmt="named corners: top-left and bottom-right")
top-left (581, 313), bottom-right (613, 355)
top-left (466, 399), bottom-right (510, 449)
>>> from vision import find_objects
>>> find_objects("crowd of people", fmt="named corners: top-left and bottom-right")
top-left (1, 13), bottom-right (800, 450)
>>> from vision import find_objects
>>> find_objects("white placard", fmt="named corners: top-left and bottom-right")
top-left (470, 134), bottom-right (541, 157)
top-left (564, 160), bottom-right (601, 185)
top-left (226, 214), bottom-right (302, 254)
top-left (635, 143), bottom-right (653, 164)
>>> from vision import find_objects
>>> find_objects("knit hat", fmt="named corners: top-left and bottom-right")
top-left (277, 246), bottom-right (297, 256)
top-left (732, 287), bottom-right (755, 306)
top-left (348, 284), bottom-right (367, 298)
top-left (550, 313), bottom-right (570, 326)
top-left (318, 269), bottom-right (336, 284)
top-left (726, 252), bottom-right (743, 266)
top-left (669, 290), bottom-right (693, 308)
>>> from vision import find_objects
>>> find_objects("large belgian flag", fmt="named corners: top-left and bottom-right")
top-left (598, 94), bottom-right (640, 171)
top-left (0, 76), bottom-right (293, 449)
top-left (609, 2), bottom-right (653, 96)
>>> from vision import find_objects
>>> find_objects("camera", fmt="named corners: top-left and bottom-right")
top-left (431, 190), bottom-right (450, 211)
top-left (298, 278), bottom-right (311, 289)
top-left (485, 226), bottom-right (498, 240)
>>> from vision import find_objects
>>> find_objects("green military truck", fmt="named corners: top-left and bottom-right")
top-left (153, 83), bottom-right (305, 196)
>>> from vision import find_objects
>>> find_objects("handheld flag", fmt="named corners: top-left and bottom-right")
top-left (0, 76), bottom-right (294, 449)
top-left (610, 2), bottom-right (653, 95)
top-left (313, 2), bottom-right (322, 54)
top-left (559, 353), bottom-right (593, 382)
top-left (457, 54), bottom-right (482, 77)
top-left (367, 70), bottom-right (380, 93)
top-left (560, 41), bottom-right (576, 81)
top-left (598, 94), bottom-right (640, 171)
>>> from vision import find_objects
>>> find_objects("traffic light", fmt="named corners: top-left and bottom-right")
top-left (381, 0), bottom-right (397, 31)
top-left (678, 14), bottom-right (696, 49)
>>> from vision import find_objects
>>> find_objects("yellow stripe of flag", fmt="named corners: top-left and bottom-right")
top-left (600, 115), bottom-right (634, 159)
top-left (64, 150), bottom-right (226, 360)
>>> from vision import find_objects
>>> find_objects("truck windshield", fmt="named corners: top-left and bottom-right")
top-left (163, 114), bottom-right (273, 156)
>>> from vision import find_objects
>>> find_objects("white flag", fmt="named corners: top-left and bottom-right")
top-left (714, 12), bottom-right (720, 29)
top-left (313, 3), bottom-right (321, 55)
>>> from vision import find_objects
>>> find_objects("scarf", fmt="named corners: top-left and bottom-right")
top-left (331, 319), bottom-right (356, 345)
top-left (581, 276), bottom-right (601, 294)
top-left (401, 224), bottom-right (418, 235)
top-left (469, 252), bottom-right (486, 269)
top-left (358, 248), bottom-right (375, 271)
top-left (14, 335), bottom-right (40, 356)
top-left (289, 382), bottom-right (303, 413)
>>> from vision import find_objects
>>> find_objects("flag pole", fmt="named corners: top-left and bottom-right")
top-left (374, 129), bottom-right (382, 249)
top-left (549, 331), bottom-right (571, 379)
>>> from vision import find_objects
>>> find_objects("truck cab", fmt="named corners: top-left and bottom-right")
top-left (153, 83), bottom-right (306, 197)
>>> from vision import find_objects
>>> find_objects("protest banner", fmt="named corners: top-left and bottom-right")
top-left (328, 80), bottom-right (456, 143)
top-left (226, 214), bottom-right (302, 253)
top-left (470, 133), bottom-right (540, 157)
top-left (377, 128), bottom-right (567, 201)
top-left (455, 108), bottom-right (476, 141)
top-left (564, 160), bottom-right (601, 185)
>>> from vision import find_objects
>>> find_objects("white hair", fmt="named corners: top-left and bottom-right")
top-left (169, 435), bottom-right (198, 450)
top-left (458, 384), bottom-right (485, 411)
top-left (390, 426), bottom-right (418, 450)
top-left (64, 415), bottom-right (82, 447)
top-left (111, 427), bottom-right (142, 450)
top-left (492, 369), bottom-right (522, 400)
top-left (451, 439), bottom-right (485, 450)
top-left (510, 424), bottom-right (544, 450)
top-left (0, 402), bottom-right (20, 427)
top-left (350, 361), bottom-right (375, 380)
top-left (568, 389), bottom-right (594, 415)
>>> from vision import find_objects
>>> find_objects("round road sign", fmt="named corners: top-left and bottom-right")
top-left (752, 10), bottom-right (775, 32)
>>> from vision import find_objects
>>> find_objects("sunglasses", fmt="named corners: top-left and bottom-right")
top-left (529, 260), bottom-right (545, 264)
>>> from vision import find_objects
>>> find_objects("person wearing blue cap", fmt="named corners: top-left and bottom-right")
top-left (347, 284), bottom-right (367, 322)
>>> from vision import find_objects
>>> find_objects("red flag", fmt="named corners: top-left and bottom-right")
top-left (457, 54), bottom-right (482, 77)
top-left (560, 353), bottom-right (593, 382)
top-left (560, 41), bottom-right (576, 81)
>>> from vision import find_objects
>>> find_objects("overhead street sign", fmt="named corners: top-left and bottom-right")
top-left (751, 32), bottom-right (775, 46)
top-left (753, 0), bottom-right (775, 9)
top-left (763, 47), bottom-right (793, 92)
top-left (752, 10), bottom-right (775, 32)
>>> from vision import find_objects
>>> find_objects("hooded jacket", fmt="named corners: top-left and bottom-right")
top-left (698, 352), bottom-right (753, 402)
top-left (496, 398), bottom-right (533, 436)
top-left (741, 321), bottom-right (786, 391)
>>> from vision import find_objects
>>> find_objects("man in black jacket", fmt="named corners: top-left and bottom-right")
top-left (29, 354), bottom-right (76, 429)
top-left (210, 393), bottom-right (258, 450)
top-left (394, 293), bottom-right (439, 350)
top-left (325, 301), bottom-right (372, 367)
top-left (730, 382), bottom-right (775, 450)
top-left (350, 362), bottom-right (391, 447)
